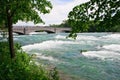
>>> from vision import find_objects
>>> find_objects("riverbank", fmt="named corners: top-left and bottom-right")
top-left (0, 42), bottom-right (60, 80)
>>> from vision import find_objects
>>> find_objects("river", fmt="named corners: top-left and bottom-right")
top-left (12, 33), bottom-right (120, 80)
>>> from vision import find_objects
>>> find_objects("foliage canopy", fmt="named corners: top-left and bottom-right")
top-left (68, 0), bottom-right (120, 37)
top-left (0, 0), bottom-right (52, 58)
top-left (0, 0), bottom-right (52, 25)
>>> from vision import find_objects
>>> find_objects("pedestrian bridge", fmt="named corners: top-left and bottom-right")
top-left (13, 26), bottom-right (71, 35)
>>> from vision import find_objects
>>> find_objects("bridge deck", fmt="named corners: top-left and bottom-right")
top-left (13, 26), bottom-right (71, 35)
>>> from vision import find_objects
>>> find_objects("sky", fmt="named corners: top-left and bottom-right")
top-left (14, 0), bottom-right (89, 26)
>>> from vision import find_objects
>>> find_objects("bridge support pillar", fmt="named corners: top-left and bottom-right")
top-left (54, 28), bottom-right (56, 33)
top-left (24, 28), bottom-right (26, 35)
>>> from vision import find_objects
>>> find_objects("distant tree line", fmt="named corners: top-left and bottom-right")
top-left (50, 20), bottom-right (71, 28)
top-left (87, 21), bottom-right (120, 32)
top-left (50, 19), bottom-right (120, 32)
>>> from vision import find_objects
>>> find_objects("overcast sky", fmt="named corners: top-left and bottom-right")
top-left (14, 0), bottom-right (89, 26)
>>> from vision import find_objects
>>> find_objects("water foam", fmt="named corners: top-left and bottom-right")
top-left (34, 53), bottom-right (58, 61)
top-left (22, 40), bottom-right (79, 51)
top-left (82, 50), bottom-right (120, 60)
top-left (55, 35), bottom-right (66, 39)
top-left (0, 34), bottom-right (2, 37)
top-left (29, 32), bottom-right (47, 35)
top-left (76, 35), bottom-right (98, 41)
top-left (101, 34), bottom-right (120, 39)
top-left (102, 44), bottom-right (120, 52)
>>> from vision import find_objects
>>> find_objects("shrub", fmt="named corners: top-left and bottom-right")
top-left (0, 42), bottom-right (59, 80)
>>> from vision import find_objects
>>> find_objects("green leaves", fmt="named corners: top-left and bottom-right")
top-left (89, 0), bottom-right (120, 27)
top-left (0, 42), bottom-right (60, 80)
top-left (68, 0), bottom-right (120, 37)
top-left (0, 0), bottom-right (52, 58)
top-left (0, 0), bottom-right (52, 25)
top-left (68, 2), bottom-right (90, 36)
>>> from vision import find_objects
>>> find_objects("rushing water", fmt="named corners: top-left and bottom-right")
top-left (13, 33), bottom-right (120, 80)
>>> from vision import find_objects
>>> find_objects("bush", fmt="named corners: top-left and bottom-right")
top-left (0, 42), bottom-right (59, 80)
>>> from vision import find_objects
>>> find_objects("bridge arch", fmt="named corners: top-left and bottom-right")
top-left (13, 31), bottom-right (24, 35)
top-left (35, 30), bottom-right (55, 33)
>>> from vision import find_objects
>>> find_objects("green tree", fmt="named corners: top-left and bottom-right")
top-left (59, 20), bottom-right (71, 28)
top-left (68, 2), bottom-right (90, 38)
top-left (89, 0), bottom-right (120, 32)
top-left (68, 0), bottom-right (120, 36)
top-left (0, 0), bottom-right (52, 58)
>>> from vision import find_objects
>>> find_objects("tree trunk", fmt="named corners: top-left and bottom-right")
top-left (7, 14), bottom-right (15, 58)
